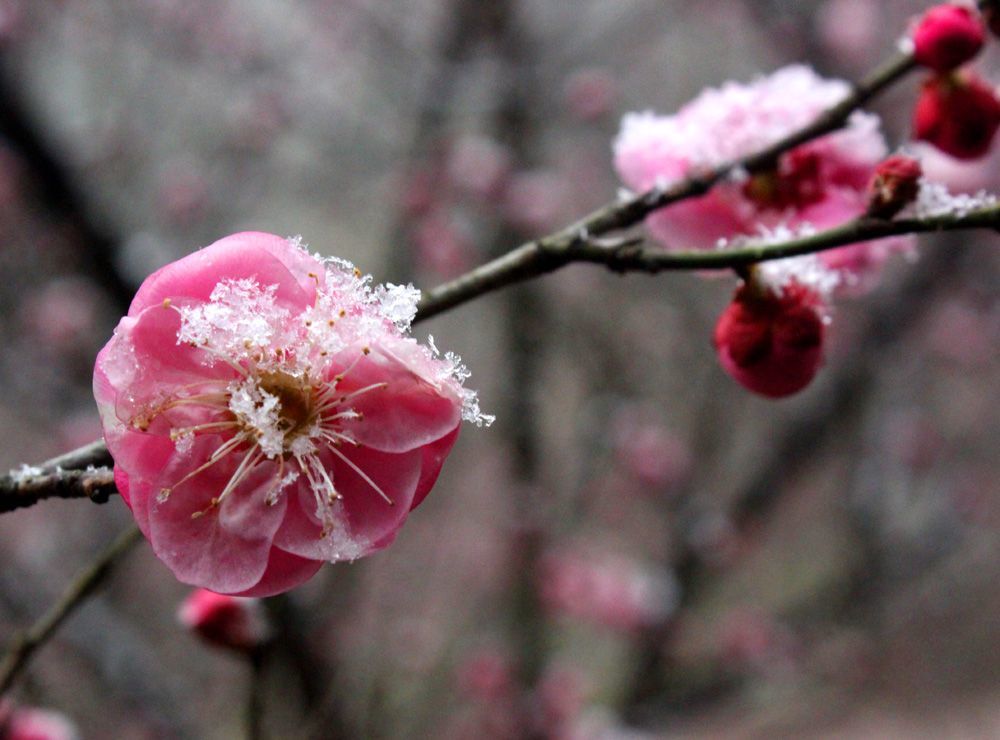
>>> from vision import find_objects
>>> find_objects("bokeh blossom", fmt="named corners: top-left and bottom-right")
top-left (0, 703), bottom-right (79, 740)
top-left (178, 588), bottom-right (269, 652)
top-left (94, 232), bottom-right (490, 596)
top-left (614, 65), bottom-right (911, 290)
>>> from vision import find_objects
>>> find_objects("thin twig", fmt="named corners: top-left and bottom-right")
top-left (0, 466), bottom-right (115, 513)
top-left (247, 648), bottom-right (266, 740)
top-left (415, 204), bottom-right (1000, 319)
top-left (0, 525), bottom-right (143, 696)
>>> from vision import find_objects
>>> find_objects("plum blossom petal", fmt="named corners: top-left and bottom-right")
top-left (272, 445), bottom-right (422, 562)
top-left (128, 232), bottom-right (317, 316)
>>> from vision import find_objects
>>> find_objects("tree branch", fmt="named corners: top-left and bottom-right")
top-left (415, 204), bottom-right (1000, 319)
top-left (0, 202), bottom-right (996, 512)
top-left (0, 466), bottom-right (115, 513)
top-left (0, 525), bottom-right (143, 696)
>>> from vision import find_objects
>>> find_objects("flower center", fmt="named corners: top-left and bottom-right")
top-left (256, 371), bottom-right (316, 442)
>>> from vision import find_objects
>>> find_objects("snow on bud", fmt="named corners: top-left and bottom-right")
top-left (94, 232), bottom-right (491, 596)
top-left (713, 268), bottom-right (829, 398)
top-left (178, 588), bottom-right (269, 652)
top-left (913, 72), bottom-right (1000, 160)
top-left (865, 154), bottom-right (923, 218)
top-left (912, 4), bottom-right (985, 72)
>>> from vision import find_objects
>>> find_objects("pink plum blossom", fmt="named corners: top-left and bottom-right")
top-left (613, 65), bottom-right (912, 290)
top-left (94, 232), bottom-right (490, 596)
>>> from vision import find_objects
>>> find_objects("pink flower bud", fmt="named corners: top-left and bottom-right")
top-left (912, 4), bottom-right (985, 72)
top-left (178, 588), bottom-right (268, 652)
top-left (713, 278), bottom-right (827, 398)
top-left (913, 72), bottom-right (1000, 160)
top-left (865, 154), bottom-right (923, 218)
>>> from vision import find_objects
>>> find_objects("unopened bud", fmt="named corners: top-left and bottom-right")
top-left (913, 72), bottom-right (1000, 160)
top-left (865, 154), bottom-right (923, 218)
top-left (713, 277), bottom-right (827, 398)
top-left (178, 588), bottom-right (269, 653)
top-left (912, 4), bottom-right (985, 72)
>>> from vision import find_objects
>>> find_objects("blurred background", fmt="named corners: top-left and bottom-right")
top-left (0, 0), bottom-right (997, 737)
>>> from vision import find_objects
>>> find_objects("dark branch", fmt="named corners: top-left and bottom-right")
top-left (0, 525), bottom-right (143, 696)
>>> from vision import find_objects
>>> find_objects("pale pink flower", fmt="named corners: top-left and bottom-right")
top-left (95, 232), bottom-right (490, 596)
top-left (614, 65), bottom-right (912, 289)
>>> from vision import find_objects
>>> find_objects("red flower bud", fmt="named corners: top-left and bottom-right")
top-left (865, 154), bottom-right (923, 218)
top-left (178, 588), bottom-right (269, 653)
top-left (913, 72), bottom-right (1000, 160)
top-left (713, 280), bottom-right (826, 398)
top-left (912, 4), bottom-right (985, 72)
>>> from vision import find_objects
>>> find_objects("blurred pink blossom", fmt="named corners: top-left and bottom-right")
top-left (447, 135), bottom-right (511, 200)
top-left (562, 68), bottom-right (617, 122)
top-left (610, 409), bottom-right (691, 491)
top-left (539, 550), bottom-right (678, 632)
top-left (455, 647), bottom-right (516, 701)
top-left (503, 170), bottom-right (567, 234)
top-left (178, 587), bottom-right (269, 652)
top-left (20, 277), bottom-right (105, 353)
top-left (816, 0), bottom-right (881, 68)
top-left (614, 65), bottom-right (911, 290)
top-left (412, 211), bottom-right (475, 278)
top-left (534, 664), bottom-right (588, 740)
top-left (157, 162), bottom-right (209, 225)
top-left (0, 704), bottom-right (79, 740)
top-left (95, 232), bottom-right (489, 595)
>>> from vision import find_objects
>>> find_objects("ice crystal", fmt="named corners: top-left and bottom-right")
top-left (909, 178), bottom-right (999, 218)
